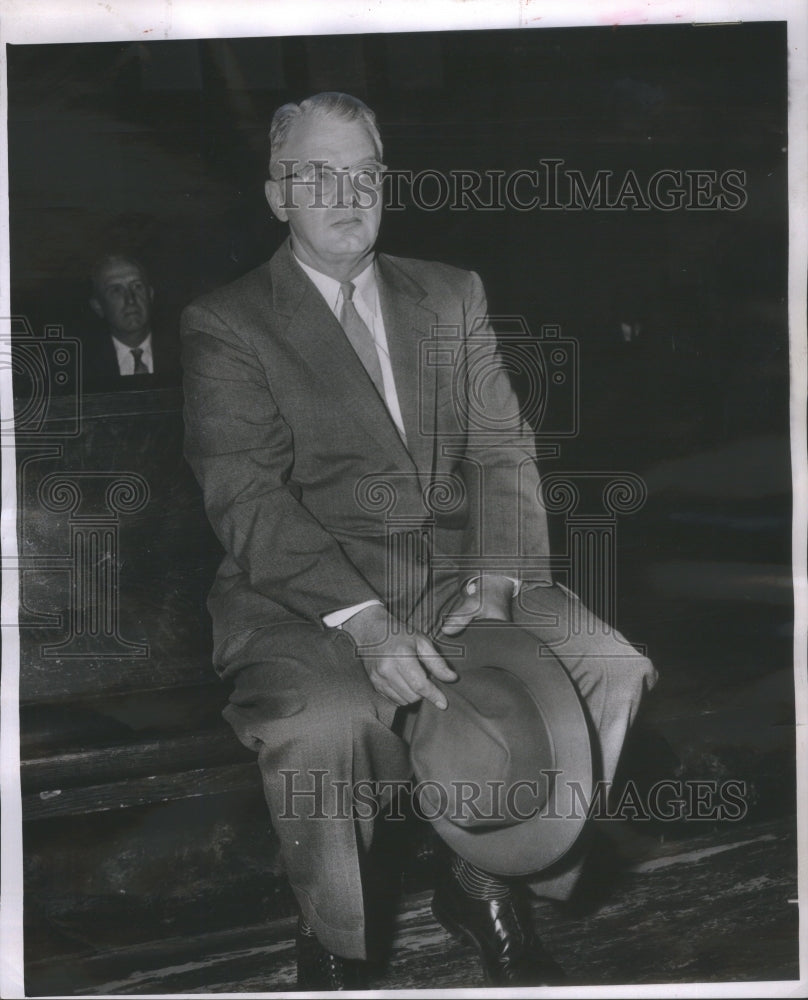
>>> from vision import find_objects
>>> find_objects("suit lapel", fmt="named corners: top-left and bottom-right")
top-left (376, 254), bottom-right (438, 481)
top-left (270, 241), bottom-right (416, 470)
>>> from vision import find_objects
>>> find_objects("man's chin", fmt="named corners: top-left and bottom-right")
top-left (329, 229), bottom-right (374, 249)
top-left (319, 241), bottom-right (374, 265)
top-left (291, 232), bottom-right (379, 276)
top-left (114, 327), bottom-right (149, 343)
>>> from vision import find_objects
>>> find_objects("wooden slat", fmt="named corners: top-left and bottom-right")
top-left (21, 728), bottom-right (255, 792)
top-left (19, 653), bottom-right (218, 703)
top-left (22, 762), bottom-right (261, 821)
top-left (17, 385), bottom-right (184, 426)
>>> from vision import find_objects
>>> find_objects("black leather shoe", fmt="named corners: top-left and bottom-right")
top-left (431, 864), bottom-right (567, 986)
top-left (295, 916), bottom-right (369, 991)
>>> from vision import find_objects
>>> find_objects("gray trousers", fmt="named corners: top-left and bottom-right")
top-left (216, 582), bottom-right (658, 960)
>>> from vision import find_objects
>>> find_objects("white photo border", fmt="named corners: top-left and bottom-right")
top-left (1, 2), bottom-right (805, 998)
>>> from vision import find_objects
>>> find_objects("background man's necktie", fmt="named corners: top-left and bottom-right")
top-left (339, 282), bottom-right (385, 397)
top-left (130, 347), bottom-right (149, 374)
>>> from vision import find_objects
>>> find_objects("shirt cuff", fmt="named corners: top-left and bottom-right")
top-left (465, 575), bottom-right (521, 597)
top-left (322, 599), bottom-right (384, 629)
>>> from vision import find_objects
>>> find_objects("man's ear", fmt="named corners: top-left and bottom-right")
top-left (265, 179), bottom-right (289, 222)
top-left (89, 297), bottom-right (103, 319)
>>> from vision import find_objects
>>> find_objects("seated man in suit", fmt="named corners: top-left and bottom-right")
top-left (84, 254), bottom-right (178, 389)
top-left (181, 92), bottom-right (657, 989)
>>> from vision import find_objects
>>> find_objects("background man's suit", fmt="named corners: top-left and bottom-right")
top-left (80, 328), bottom-right (180, 390)
top-left (181, 237), bottom-right (656, 958)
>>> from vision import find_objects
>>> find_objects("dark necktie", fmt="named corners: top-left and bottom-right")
top-left (339, 282), bottom-right (384, 398)
top-left (130, 347), bottom-right (149, 374)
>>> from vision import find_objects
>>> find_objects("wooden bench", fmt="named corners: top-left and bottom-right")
top-left (17, 385), bottom-right (262, 824)
top-left (14, 384), bottom-right (312, 972)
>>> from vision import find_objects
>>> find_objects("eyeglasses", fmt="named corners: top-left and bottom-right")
top-left (274, 159), bottom-right (387, 195)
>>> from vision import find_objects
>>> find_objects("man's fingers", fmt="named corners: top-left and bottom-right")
top-left (423, 655), bottom-right (458, 682)
top-left (443, 594), bottom-right (477, 617)
top-left (439, 606), bottom-right (479, 635)
top-left (381, 672), bottom-right (446, 710)
top-left (392, 660), bottom-right (449, 710)
top-left (387, 674), bottom-right (423, 706)
top-left (441, 599), bottom-right (510, 634)
top-left (439, 594), bottom-right (477, 635)
top-left (413, 676), bottom-right (448, 711)
top-left (376, 657), bottom-right (431, 707)
top-left (373, 677), bottom-right (409, 706)
top-left (416, 638), bottom-right (457, 682)
top-left (379, 655), bottom-right (451, 710)
top-left (383, 687), bottom-right (409, 707)
top-left (364, 633), bottom-right (456, 709)
top-left (439, 613), bottom-right (472, 636)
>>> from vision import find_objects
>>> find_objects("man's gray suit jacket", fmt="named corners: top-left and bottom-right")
top-left (181, 238), bottom-right (552, 664)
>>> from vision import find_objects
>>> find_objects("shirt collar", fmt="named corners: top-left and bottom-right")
top-left (293, 252), bottom-right (378, 316)
top-left (111, 332), bottom-right (152, 361)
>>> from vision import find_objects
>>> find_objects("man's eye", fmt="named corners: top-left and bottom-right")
top-left (300, 164), bottom-right (335, 183)
top-left (354, 165), bottom-right (386, 188)
top-left (354, 168), bottom-right (378, 185)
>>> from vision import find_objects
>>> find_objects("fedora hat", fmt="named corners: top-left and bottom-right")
top-left (407, 620), bottom-right (593, 876)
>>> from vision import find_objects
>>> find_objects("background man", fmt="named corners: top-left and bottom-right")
top-left (181, 92), bottom-right (657, 990)
top-left (84, 253), bottom-right (178, 388)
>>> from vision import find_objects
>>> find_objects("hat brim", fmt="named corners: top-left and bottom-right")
top-left (411, 621), bottom-right (593, 877)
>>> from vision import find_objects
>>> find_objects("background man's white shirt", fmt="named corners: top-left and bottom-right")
top-left (111, 333), bottom-right (154, 374)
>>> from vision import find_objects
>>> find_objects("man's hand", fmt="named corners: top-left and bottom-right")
top-left (440, 575), bottom-right (514, 636)
top-left (341, 604), bottom-right (456, 710)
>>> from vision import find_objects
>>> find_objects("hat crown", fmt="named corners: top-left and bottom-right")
top-left (411, 667), bottom-right (555, 828)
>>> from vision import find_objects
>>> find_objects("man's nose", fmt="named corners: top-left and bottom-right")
top-left (332, 170), bottom-right (360, 208)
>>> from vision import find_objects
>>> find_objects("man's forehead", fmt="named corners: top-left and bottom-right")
top-left (98, 261), bottom-right (147, 286)
top-left (282, 112), bottom-right (377, 165)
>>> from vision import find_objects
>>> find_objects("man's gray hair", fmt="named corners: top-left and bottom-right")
top-left (268, 92), bottom-right (383, 178)
top-left (90, 253), bottom-right (150, 298)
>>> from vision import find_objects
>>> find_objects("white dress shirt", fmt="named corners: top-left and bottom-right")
top-left (111, 333), bottom-right (154, 375)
